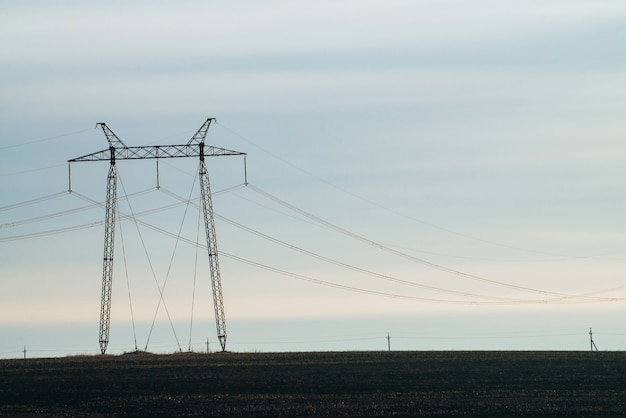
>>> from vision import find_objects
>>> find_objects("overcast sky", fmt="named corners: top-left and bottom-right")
top-left (2, 1), bottom-right (626, 357)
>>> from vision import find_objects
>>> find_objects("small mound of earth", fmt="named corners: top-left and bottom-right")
top-left (122, 350), bottom-right (154, 356)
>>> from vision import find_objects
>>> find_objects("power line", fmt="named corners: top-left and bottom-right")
top-left (220, 250), bottom-right (624, 306)
top-left (60, 201), bottom-right (483, 305)
top-left (0, 201), bottom-right (101, 229)
top-left (0, 186), bottom-right (242, 242)
top-left (0, 191), bottom-right (67, 212)
top-left (118, 208), bottom-right (139, 352)
top-left (0, 127), bottom-right (94, 150)
top-left (3, 185), bottom-right (624, 305)
top-left (159, 187), bottom-right (524, 303)
top-left (119, 203), bottom-right (626, 304)
top-left (0, 189), bottom-right (186, 241)
top-left (116, 174), bottom-right (183, 354)
top-left (0, 164), bottom-right (67, 177)
top-left (160, 187), bottom-right (626, 304)
top-left (215, 122), bottom-right (574, 259)
top-left (3, 187), bottom-right (621, 305)
top-left (0, 220), bottom-right (103, 242)
top-left (246, 184), bottom-right (608, 301)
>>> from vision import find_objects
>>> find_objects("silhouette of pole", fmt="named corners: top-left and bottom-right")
top-left (99, 158), bottom-right (117, 354)
top-left (589, 328), bottom-right (598, 351)
top-left (199, 151), bottom-right (227, 352)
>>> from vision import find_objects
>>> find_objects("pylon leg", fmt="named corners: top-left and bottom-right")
top-left (199, 160), bottom-right (227, 351)
top-left (99, 163), bottom-right (117, 354)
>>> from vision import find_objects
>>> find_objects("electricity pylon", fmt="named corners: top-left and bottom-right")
top-left (69, 118), bottom-right (245, 354)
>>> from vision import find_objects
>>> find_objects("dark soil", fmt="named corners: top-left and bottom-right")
top-left (1, 351), bottom-right (625, 417)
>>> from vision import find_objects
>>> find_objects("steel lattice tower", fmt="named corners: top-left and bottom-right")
top-left (69, 118), bottom-right (245, 354)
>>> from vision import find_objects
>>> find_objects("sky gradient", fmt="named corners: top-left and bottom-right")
top-left (1, 1), bottom-right (626, 357)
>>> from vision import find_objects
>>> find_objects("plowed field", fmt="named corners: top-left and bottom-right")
top-left (2, 351), bottom-right (625, 416)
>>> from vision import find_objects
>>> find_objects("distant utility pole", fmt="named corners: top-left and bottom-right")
top-left (589, 328), bottom-right (598, 351)
top-left (22, 346), bottom-right (26, 360)
top-left (387, 332), bottom-right (391, 352)
top-left (206, 338), bottom-right (210, 354)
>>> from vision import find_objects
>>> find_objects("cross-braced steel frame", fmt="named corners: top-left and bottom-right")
top-left (69, 118), bottom-right (245, 354)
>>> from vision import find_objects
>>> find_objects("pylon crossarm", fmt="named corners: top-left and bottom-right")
top-left (69, 144), bottom-right (245, 162)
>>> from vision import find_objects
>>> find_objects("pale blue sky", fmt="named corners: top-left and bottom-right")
top-left (1, 1), bottom-right (626, 357)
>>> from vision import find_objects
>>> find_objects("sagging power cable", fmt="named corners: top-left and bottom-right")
top-left (246, 184), bottom-right (579, 299)
top-left (158, 187), bottom-right (623, 304)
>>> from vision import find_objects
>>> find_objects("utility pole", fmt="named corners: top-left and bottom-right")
top-left (387, 332), bottom-right (391, 352)
top-left (206, 338), bottom-right (210, 354)
top-left (22, 346), bottom-right (26, 360)
top-left (589, 328), bottom-right (598, 351)
top-left (69, 118), bottom-right (246, 354)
